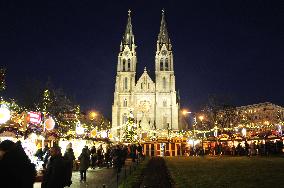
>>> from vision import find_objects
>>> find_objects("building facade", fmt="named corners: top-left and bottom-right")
top-left (215, 102), bottom-right (284, 130)
top-left (235, 102), bottom-right (284, 126)
top-left (112, 10), bottom-right (179, 138)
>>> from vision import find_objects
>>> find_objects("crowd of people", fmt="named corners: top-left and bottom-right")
top-left (3, 138), bottom-right (282, 187)
top-left (187, 140), bottom-right (283, 157)
top-left (35, 142), bottom-right (144, 187)
top-left (0, 139), bottom-right (144, 188)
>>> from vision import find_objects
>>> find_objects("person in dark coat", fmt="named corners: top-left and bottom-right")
top-left (41, 145), bottom-right (67, 188)
top-left (130, 144), bottom-right (137, 162)
top-left (137, 143), bottom-right (143, 158)
top-left (112, 145), bottom-right (123, 173)
top-left (64, 143), bottom-right (75, 184)
top-left (97, 144), bottom-right (104, 168)
top-left (0, 140), bottom-right (36, 188)
top-left (78, 147), bottom-right (90, 182)
top-left (90, 146), bottom-right (97, 169)
top-left (64, 145), bottom-right (75, 164)
top-left (245, 141), bottom-right (249, 156)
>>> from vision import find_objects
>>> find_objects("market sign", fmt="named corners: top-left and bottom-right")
top-left (61, 113), bottom-right (77, 121)
top-left (27, 111), bottom-right (42, 125)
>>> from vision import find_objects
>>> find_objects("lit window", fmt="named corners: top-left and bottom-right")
top-left (122, 114), bottom-right (128, 124)
top-left (165, 58), bottom-right (169, 71)
top-left (163, 116), bottom-right (167, 128)
top-left (123, 99), bottom-right (127, 107)
top-left (163, 100), bottom-right (167, 107)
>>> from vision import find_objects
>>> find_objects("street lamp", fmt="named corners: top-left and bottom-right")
top-left (182, 110), bottom-right (192, 116)
top-left (182, 109), bottom-right (196, 152)
top-left (182, 110), bottom-right (192, 130)
top-left (89, 111), bottom-right (97, 120)
top-left (198, 115), bottom-right (205, 155)
top-left (198, 115), bottom-right (204, 122)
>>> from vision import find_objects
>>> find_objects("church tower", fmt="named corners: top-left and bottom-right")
top-left (112, 10), bottom-right (137, 137)
top-left (112, 10), bottom-right (180, 139)
top-left (155, 10), bottom-right (179, 130)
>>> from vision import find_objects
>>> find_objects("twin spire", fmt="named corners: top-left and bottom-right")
top-left (121, 9), bottom-right (171, 51)
top-left (122, 10), bottom-right (134, 50)
top-left (157, 9), bottom-right (170, 46)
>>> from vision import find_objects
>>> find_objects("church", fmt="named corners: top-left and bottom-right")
top-left (112, 10), bottom-right (180, 139)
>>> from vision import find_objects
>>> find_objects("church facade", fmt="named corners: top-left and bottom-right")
top-left (112, 10), bottom-right (180, 138)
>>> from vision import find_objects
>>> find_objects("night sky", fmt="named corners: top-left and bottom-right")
top-left (1, 0), bottom-right (283, 118)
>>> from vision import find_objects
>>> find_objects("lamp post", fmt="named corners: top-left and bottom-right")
top-left (198, 115), bottom-right (204, 155)
top-left (182, 110), bottom-right (192, 129)
top-left (182, 110), bottom-right (196, 152)
top-left (214, 125), bottom-right (218, 155)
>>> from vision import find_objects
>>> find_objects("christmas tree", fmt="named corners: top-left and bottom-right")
top-left (123, 113), bottom-right (138, 143)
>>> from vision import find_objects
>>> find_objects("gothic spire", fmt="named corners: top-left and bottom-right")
top-left (157, 9), bottom-right (171, 48)
top-left (121, 9), bottom-right (135, 51)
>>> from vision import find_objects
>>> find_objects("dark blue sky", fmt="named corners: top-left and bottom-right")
top-left (1, 0), bottom-right (283, 118)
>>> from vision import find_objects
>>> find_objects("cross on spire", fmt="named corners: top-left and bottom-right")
top-left (121, 9), bottom-right (135, 51)
top-left (157, 9), bottom-right (171, 49)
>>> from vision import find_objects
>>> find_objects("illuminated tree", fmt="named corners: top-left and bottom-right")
top-left (217, 106), bottom-right (238, 129)
top-left (41, 89), bottom-right (52, 113)
top-left (37, 87), bottom-right (79, 136)
top-left (200, 94), bottom-right (236, 130)
top-left (123, 115), bottom-right (138, 143)
top-left (0, 68), bottom-right (6, 91)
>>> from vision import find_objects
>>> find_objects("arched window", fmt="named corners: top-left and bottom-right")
top-left (163, 77), bottom-right (166, 89)
top-left (163, 100), bottom-right (167, 107)
top-left (123, 99), bottom-right (127, 107)
top-left (163, 116), bottom-right (167, 128)
top-left (160, 59), bottom-right (163, 71)
top-left (122, 59), bottom-right (126, 71)
top-left (124, 77), bottom-right (128, 90)
top-left (141, 83), bottom-right (143, 89)
top-left (128, 59), bottom-right (131, 71)
top-left (165, 58), bottom-right (169, 71)
top-left (122, 114), bottom-right (128, 124)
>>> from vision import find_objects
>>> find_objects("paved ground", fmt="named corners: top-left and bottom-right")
top-left (34, 159), bottom-right (137, 188)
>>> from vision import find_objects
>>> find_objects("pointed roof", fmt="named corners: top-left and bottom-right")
top-left (122, 10), bottom-right (135, 50)
top-left (136, 67), bottom-right (154, 86)
top-left (157, 9), bottom-right (170, 45)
